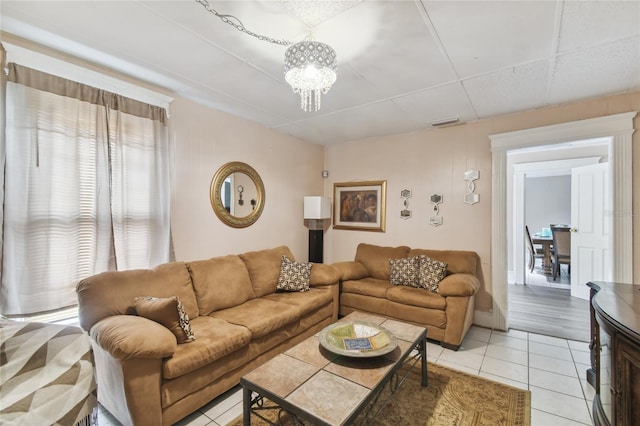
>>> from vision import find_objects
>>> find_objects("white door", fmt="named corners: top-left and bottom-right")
top-left (570, 163), bottom-right (610, 300)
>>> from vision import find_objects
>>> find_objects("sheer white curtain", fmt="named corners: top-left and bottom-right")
top-left (1, 64), bottom-right (171, 316)
top-left (107, 97), bottom-right (171, 270)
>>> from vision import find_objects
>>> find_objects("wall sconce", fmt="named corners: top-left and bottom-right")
top-left (464, 169), bottom-right (480, 205)
top-left (303, 196), bottom-right (331, 263)
top-left (429, 193), bottom-right (443, 227)
top-left (400, 189), bottom-right (412, 219)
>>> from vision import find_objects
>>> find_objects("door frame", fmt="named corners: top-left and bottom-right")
top-left (489, 111), bottom-right (636, 331)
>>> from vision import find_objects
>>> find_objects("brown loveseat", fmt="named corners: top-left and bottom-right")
top-left (332, 243), bottom-right (480, 350)
top-left (76, 246), bottom-right (339, 426)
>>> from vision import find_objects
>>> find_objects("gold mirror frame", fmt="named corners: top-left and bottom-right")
top-left (210, 162), bottom-right (265, 228)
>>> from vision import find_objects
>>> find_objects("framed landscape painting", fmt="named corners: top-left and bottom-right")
top-left (333, 180), bottom-right (386, 232)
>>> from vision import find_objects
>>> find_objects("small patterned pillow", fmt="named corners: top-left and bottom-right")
top-left (418, 256), bottom-right (448, 292)
top-left (276, 256), bottom-right (312, 292)
top-left (389, 256), bottom-right (420, 287)
top-left (134, 296), bottom-right (195, 343)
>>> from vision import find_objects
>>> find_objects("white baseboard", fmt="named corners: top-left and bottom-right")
top-left (473, 309), bottom-right (501, 330)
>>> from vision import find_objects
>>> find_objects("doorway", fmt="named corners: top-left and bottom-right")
top-left (507, 147), bottom-right (606, 341)
top-left (488, 112), bottom-right (635, 333)
top-left (511, 155), bottom-right (603, 287)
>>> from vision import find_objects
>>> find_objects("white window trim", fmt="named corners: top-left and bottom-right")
top-left (4, 42), bottom-right (173, 114)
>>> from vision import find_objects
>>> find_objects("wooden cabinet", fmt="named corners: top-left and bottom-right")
top-left (615, 335), bottom-right (640, 425)
top-left (587, 281), bottom-right (640, 426)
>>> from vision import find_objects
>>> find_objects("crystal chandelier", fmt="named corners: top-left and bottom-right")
top-left (195, 0), bottom-right (339, 112)
top-left (284, 41), bottom-right (337, 112)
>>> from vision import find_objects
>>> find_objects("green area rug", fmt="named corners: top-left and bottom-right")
top-left (231, 362), bottom-right (531, 425)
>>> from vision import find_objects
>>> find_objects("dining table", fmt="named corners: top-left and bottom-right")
top-left (531, 235), bottom-right (554, 275)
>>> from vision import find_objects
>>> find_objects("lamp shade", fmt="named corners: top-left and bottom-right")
top-left (304, 196), bottom-right (331, 219)
top-left (284, 41), bottom-right (337, 112)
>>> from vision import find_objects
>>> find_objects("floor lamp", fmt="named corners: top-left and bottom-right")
top-left (303, 196), bottom-right (331, 263)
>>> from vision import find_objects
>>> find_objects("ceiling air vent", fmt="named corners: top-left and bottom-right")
top-left (429, 117), bottom-right (460, 127)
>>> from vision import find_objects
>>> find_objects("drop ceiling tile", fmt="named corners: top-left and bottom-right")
top-left (424, 1), bottom-right (557, 78)
top-left (339, 2), bottom-right (457, 96)
top-left (558, 1), bottom-right (640, 53)
top-left (178, 84), bottom-right (290, 129)
top-left (548, 37), bottom-right (640, 105)
top-left (392, 83), bottom-right (478, 125)
top-left (144, 0), bottom-right (300, 78)
top-left (463, 59), bottom-right (550, 118)
top-left (315, 63), bottom-right (389, 111)
top-left (198, 57), bottom-right (303, 118)
top-left (275, 100), bottom-right (422, 144)
top-left (3, 1), bottom-right (243, 84)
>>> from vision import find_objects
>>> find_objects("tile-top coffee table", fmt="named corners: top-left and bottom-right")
top-left (240, 311), bottom-right (427, 425)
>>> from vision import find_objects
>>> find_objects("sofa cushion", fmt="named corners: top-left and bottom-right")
top-left (134, 296), bottom-right (195, 344)
top-left (408, 249), bottom-right (478, 275)
top-left (417, 256), bottom-right (448, 292)
top-left (211, 298), bottom-right (300, 339)
top-left (187, 255), bottom-right (255, 315)
top-left (341, 277), bottom-right (390, 298)
top-left (163, 316), bottom-right (251, 379)
top-left (355, 243), bottom-right (410, 280)
top-left (77, 261), bottom-right (199, 332)
top-left (389, 256), bottom-right (420, 287)
top-left (240, 246), bottom-right (296, 297)
top-left (386, 286), bottom-right (447, 310)
top-left (276, 256), bottom-right (312, 292)
top-left (386, 300), bottom-right (447, 331)
top-left (263, 286), bottom-right (333, 317)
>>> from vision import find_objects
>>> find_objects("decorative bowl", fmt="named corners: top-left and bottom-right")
top-left (318, 321), bottom-right (398, 358)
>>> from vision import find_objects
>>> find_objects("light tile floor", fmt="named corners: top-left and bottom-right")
top-left (98, 325), bottom-right (595, 426)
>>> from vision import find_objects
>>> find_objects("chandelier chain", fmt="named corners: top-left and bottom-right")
top-left (194, 0), bottom-right (292, 46)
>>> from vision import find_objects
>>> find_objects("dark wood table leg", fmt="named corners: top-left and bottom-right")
top-left (243, 386), bottom-right (251, 426)
top-left (421, 336), bottom-right (428, 387)
top-left (542, 245), bottom-right (553, 275)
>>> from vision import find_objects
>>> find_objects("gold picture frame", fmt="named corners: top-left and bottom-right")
top-left (333, 180), bottom-right (386, 232)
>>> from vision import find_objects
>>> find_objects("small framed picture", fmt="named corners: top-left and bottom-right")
top-left (333, 181), bottom-right (386, 232)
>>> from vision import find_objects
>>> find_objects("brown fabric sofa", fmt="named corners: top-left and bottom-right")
top-left (76, 246), bottom-right (339, 426)
top-left (332, 243), bottom-right (480, 350)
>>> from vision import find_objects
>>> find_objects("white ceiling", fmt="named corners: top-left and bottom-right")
top-left (2, 0), bottom-right (639, 145)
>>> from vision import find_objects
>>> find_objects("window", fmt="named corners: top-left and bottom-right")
top-left (1, 64), bottom-right (172, 316)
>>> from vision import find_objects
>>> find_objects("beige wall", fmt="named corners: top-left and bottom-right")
top-left (169, 96), bottom-right (325, 262)
top-left (324, 91), bottom-right (640, 313)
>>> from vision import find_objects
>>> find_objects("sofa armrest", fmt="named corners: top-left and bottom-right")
top-left (437, 273), bottom-right (480, 297)
top-left (90, 315), bottom-right (177, 360)
top-left (309, 263), bottom-right (340, 287)
top-left (331, 261), bottom-right (369, 281)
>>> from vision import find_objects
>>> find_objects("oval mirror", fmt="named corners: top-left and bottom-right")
top-left (210, 162), bottom-right (265, 228)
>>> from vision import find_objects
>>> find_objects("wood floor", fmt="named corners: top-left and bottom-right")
top-left (508, 282), bottom-right (591, 343)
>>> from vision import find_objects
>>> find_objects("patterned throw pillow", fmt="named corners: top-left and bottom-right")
top-left (417, 256), bottom-right (448, 292)
top-left (134, 296), bottom-right (195, 343)
top-left (276, 256), bottom-right (312, 292)
top-left (389, 256), bottom-right (420, 287)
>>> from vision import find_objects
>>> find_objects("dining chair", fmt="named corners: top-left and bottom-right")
top-left (551, 225), bottom-right (571, 280)
top-left (525, 225), bottom-right (545, 273)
